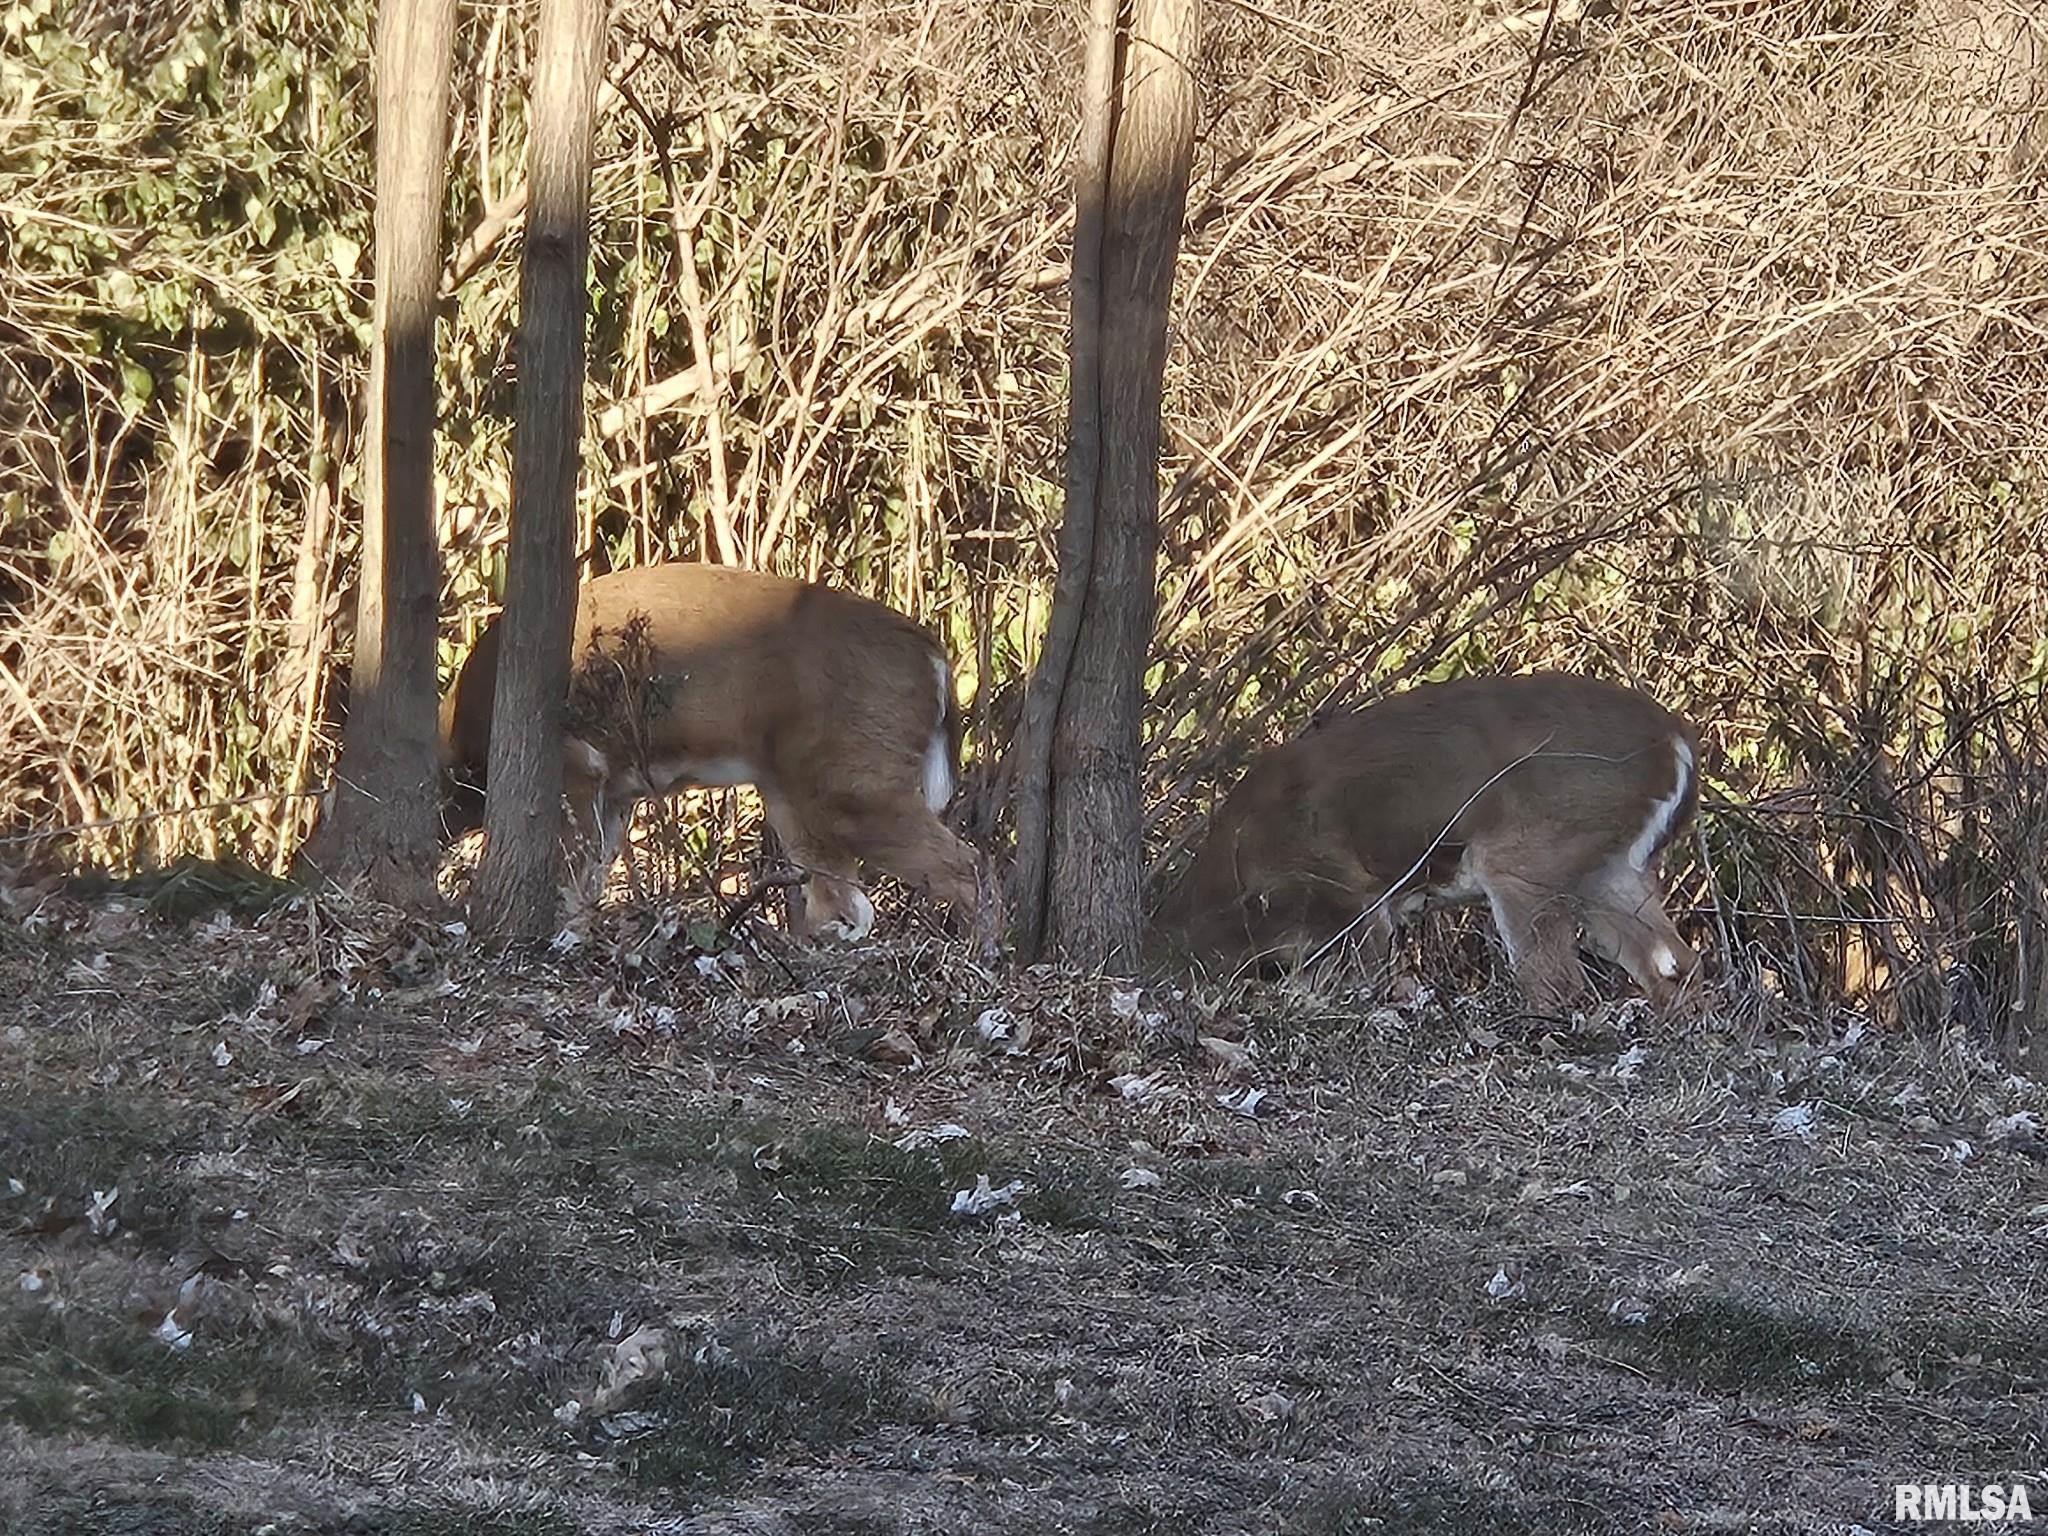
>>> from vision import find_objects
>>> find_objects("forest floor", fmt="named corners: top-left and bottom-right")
top-left (0, 872), bottom-right (2043, 1535)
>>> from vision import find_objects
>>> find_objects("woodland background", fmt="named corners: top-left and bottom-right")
top-left (3, 0), bottom-right (2046, 1044)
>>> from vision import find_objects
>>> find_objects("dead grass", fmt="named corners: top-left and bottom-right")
top-left (6, 0), bottom-right (2048, 1066)
top-left (0, 886), bottom-right (2042, 1531)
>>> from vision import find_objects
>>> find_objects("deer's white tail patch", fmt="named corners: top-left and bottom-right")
top-left (922, 653), bottom-right (954, 812)
top-left (1652, 941), bottom-right (1680, 980)
top-left (1628, 736), bottom-right (1694, 872)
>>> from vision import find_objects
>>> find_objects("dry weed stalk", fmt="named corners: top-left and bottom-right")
top-left (2, 0), bottom-right (2045, 1048)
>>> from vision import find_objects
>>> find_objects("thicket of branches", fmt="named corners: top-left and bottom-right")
top-left (3, 0), bottom-right (2044, 1048)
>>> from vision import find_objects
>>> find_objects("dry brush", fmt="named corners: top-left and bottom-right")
top-left (1, 0), bottom-right (2044, 1049)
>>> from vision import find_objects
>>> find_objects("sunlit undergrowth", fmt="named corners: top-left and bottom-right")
top-left (3, 0), bottom-right (2046, 1056)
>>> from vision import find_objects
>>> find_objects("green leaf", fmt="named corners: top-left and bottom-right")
top-left (101, 267), bottom-right (140, 311)
top-left (248, 67), bottom-right (291, 131)
top-left (118, 360), bottom-right (154, 413)
top-left (244, 194), bottom-right (278, 245)
top-left (329, 231), bottom-right (362, 279)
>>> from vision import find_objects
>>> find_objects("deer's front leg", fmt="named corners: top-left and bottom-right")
top-left (562, 773), bottom-right (632, 910)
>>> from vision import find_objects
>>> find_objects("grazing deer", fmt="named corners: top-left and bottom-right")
top-left (438, 562), bottom-right (992, 946)
top-left (1159, 672), bottom-right (1702, 1009)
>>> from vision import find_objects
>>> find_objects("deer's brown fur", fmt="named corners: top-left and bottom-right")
top-left (1161, 672), bottom-right (1701, 1009)
top-left (439, 562), bottom-right (989, 943)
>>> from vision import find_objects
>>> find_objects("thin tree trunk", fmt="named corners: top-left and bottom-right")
top-left (471, 0), bottom-right (606, 937)
top-left (281, 354), bottom-right (341, 856)
top-left (1008, 0), bottom-right (1121, 959)
top-left (1018, 0), bottom-right (1200, 969)
top-left (299, 0), bottom-right (456, 905)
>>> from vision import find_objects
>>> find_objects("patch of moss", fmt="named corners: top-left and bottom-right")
top-left (65, 855), bottom-right (299, 924)
top-left (614, 1328), bottom-right (913, 1498)
top-left (0, 1301), bottom-right (353, 1452)
top-left (1592, 1293), bottom-right (1883, 1392)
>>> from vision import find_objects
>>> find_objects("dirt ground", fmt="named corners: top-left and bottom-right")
top-left (0, 879), bottom-right (2043, 1535)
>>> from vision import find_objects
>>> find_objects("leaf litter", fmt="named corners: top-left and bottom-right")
top-left (0, 886), bottom-right (2042, 1532)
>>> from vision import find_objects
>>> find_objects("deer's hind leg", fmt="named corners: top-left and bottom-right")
top-left (1579, 861), bottom-right (1700, 1007)
top-left (824, 789), bottom-right (986, 936)
top-left (760, 791), bottom-right (872, 942)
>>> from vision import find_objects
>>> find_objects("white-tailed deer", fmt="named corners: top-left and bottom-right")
top-left (1160, 672), bottom-right (1702, 1009)
top-left (438, 562), bottom-right (991, 945)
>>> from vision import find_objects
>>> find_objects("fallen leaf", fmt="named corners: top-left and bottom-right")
top-left (1608, 1295), bottom-right (1652, 1326)
top-left (1242, 1389), bottom-right (1296, 1423)
top-left (587, 1325), bottom-right (671, 1417)
top-left (1770, 1104), bottom-right (1817, 1142)
top-left (1198, 1034), bottom-right (1252, 1075)
top-left (758, 993), bottom-right (822, 1024)
top-left (1986, 1111), bottom-right (2039, 1146)
top-left (154, 1308), bottom-right (193, 1351)
top-left (1216, 1086), bottom-right (1266, 1118)
top-left (950, 1174), bottom-right (1026, 1217)
top-left (893, 1122), bottom-right (972, 1150)
top-left (1110, 1072), bottom-right (1172, 1104)
top-left (867, 1028), bottom-right (920, 1067)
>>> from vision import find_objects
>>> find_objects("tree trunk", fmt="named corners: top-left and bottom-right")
top-left (1011, 0), bottom-right (1200, 969)
top-left (299, 0), bottom-right (457, 905)
top-left (471, 0), bottom-right (606, 937)
top-left (1008, 0), bottom-right (1120, 962)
